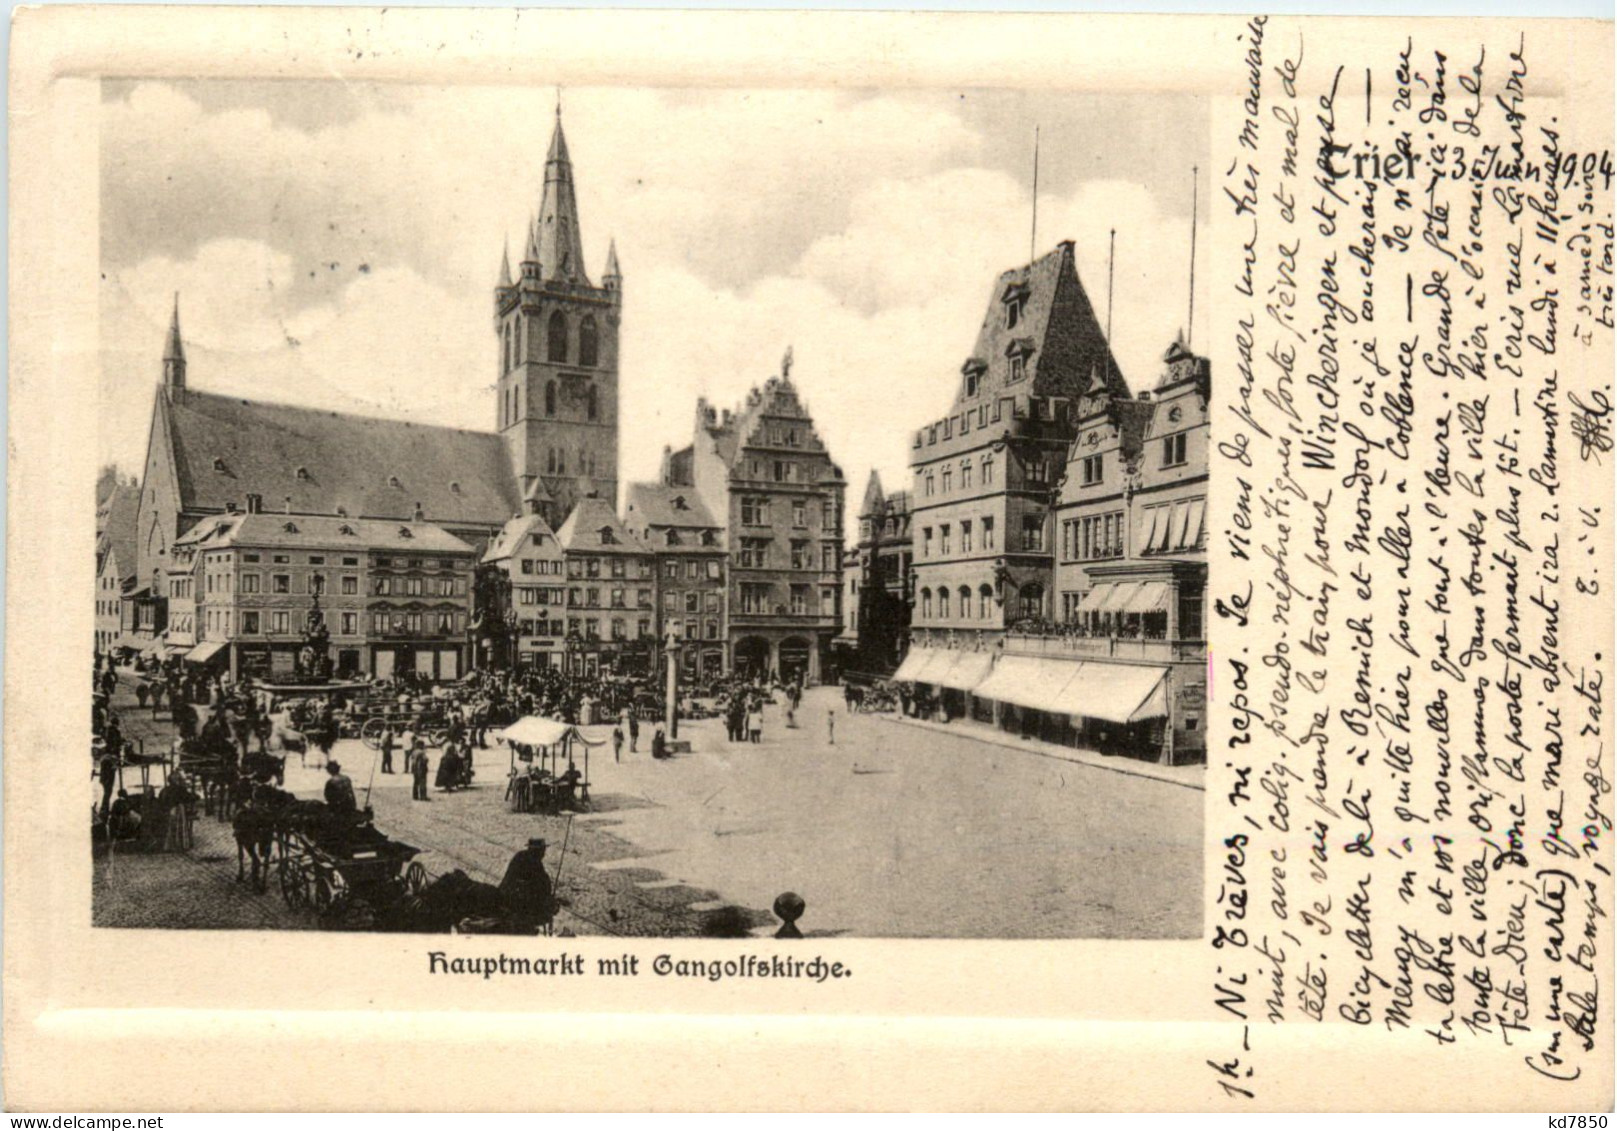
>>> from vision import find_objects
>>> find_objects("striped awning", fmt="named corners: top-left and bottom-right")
top-left (933, 650), bottom-right (995, 692)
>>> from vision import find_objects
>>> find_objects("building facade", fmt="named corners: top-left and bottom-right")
top-left (906, 241), bottom-right (1123, 658)
top-left (480, 508), bottom-right (568, 670)
top-left (671, 360), bottom-right (846, 684)
top-left (623, 479), bottom-right (728, 683)
top-left (846, 471), bottom-right (914, 675)
top-left (554, 495), bottom-right (657, 677)
top-left (174, 510), bottom-right (475, 682)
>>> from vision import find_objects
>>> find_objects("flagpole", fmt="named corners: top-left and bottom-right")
top-left (1188, 165), bottom-right (1199, 348)
top-left (1029, 125), bottom-right (1040, 265)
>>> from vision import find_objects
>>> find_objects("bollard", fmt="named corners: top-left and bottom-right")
top-left (773, 891), bottom-right (805, 939)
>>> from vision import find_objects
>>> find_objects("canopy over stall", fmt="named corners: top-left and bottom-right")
top-left (498, 716), bottom-right (602, 796)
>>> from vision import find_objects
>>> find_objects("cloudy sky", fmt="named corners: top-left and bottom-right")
top-left (99, 80), bottom-right (1208, 505)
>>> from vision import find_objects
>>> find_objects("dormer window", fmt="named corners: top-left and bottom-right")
top-left (283, 521), bottom-right (298, 533)
top-left (398, 526), bottom-right (414, 539)
top-left (599, 526), bottom-right (617, 545)
top-left (338, 524), bottom-right (356, 536)
top-left (673, 495), bottom-right (688, 511)
top-left (213, 457), bottom-right (228, 473)
top-left (1002, 282), bottom-right (1030, 329)
top-left (665, 530), bottom-right (681, 547)
top-left (701, 530), bottom-right (717, 547)
top-left (450, 481), bottom-right (462, 495)
top-left (388, 475), bottom-right (402, 489)
top-left (295, 466), bottom-right (310, 481)
top-left (336, 506), bottom-right (348, 517)
top-left (1009, 355), bottom-right (1026, 382)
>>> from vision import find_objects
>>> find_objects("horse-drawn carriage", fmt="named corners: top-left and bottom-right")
top-left (276, 817), bottom-right (427, 923)
top-left (340, 693), bottom-right (462, 751)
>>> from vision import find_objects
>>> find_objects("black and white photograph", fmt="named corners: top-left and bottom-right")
top-left (89, 80), bottom-right (1213, 941)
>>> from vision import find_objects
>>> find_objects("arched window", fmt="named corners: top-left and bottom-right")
top-left (545, 381), bottom-right (557, 416)
top-left (920, 588), bottom-right (932, 620)
top-left (981, 453), bottom-right (994, 486)
top-left (546, 447), bottom-right (556, 475)
top-left (513, 384), bottom-right (521, 421)
top-left (959, 585), bottom-right (972, 619)
top-left (978, 584), bottom-right (993, 620)
top-left (502, 322), bottom-right (511, 374)
top-left (587, 385), bottom-right (599, 421)
top-left (1019, 582), bottom-right (1044, 621)
top-left (556, 448), bottom-right (566, 475)
top-left (547, 311), bottom-right (568, 363)
top-left (515, 317), bottom-right (524, 364)
top-left (938, 588), bottom-right (950, 619)
top-left (579, 316), bottom-right (599, 367)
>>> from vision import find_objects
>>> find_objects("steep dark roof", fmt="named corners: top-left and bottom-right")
top-left (963, 241), bottom-right (1125, 407)
top-left (554, 495), bottom-right (648, 555)
top-left (177, 512), bottom-right (473, 555)
top-left (165, 390), bottom-right (518, 527)
top-left (96, 483), bottom-right (139, 580)
top-left (624, 482), bottom-right (719, 529)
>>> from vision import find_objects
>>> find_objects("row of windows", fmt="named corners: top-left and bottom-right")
top-left (564, 588), bottom-right (653, 610)
top-left (663, 590), bottom-right (723, 614)
top-left (915, 583), bottom-right (1042, 622)
top-left (502, 311), bottom-right (601, 374)
top-left (922, 400), bottom-right (1009, 447)
top-left (566, 557), bottom-right (654, 580)
top-left (921, 517), bottom-right (996, 558)
top-left (1061, 511), bottom-right (1126, 562)
top-left (517, 559), bottom-right (564, 575)
top-left (736, 539), bottom-right (839, 571)
top-left (543, 444), bottom-right (602, 476)
top-left (663, 559), bottom-right (723, 581)
top-left (515, 587), bottom-right (567, 605)
top-left (921, 454), bottom-right (996, 498)
top-left (739, 496), bottom-right (839, 529)
top-left (742, 458), bottom-right (826, 485)
top-left (737, 583), bottom-right (839, 616)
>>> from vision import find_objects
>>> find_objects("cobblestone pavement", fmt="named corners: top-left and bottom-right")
top-left (93, 674), bottom-right (1203, 938)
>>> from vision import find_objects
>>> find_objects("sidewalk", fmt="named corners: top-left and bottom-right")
top-left (874, 711), bottom-right (1205, 792)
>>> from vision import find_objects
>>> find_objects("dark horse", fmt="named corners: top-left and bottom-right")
top-left (231, 789), bottom-right (277, 892)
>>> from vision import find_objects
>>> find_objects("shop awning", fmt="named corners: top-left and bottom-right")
top-left (1076, 584), bottom-right (1114, 613)
top-left (973, 654), bottom-right (1085, 714)
top-left (185, 640), bottom-right (228, 664)
top-left (933, 650), bottom-right (995, 692)
top-left (893, 647), bottom-right (948, 684)
top-left (1068, 663), bottom-right (1169, 724)
top-left (1100, 581), bottom-right (1141, 613)
top-left (1122, 581), bottom-right (1170, 614)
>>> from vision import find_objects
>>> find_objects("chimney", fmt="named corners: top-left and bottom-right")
top-left (660, 444), bottom-right (673, 485)
top-left (244, 493), bottom-right (262, 514)
top-left (413, 501), bottom-right (425, 522)
top-left (283, 496), bottom-right (292, 515)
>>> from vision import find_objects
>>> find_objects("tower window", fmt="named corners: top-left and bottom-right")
top-left (548, 311), bottom-right (568, 363)
top-left (545, 380), bottom-right (557, 416)
top-left (587, 386), bottom-right (599, 421)
top-left (579, 316), bottom-right (599, 367)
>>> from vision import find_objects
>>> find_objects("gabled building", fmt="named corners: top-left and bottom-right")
top-left (904, 240), bottom-right (1122, 675)
top-left (95, 483), bottom-right (140, 654)
top-left (554, 495), bottom-right (657, 677)
top-left (623, 476), bottom-right (728, 683)
top-left (670, 355), bottom-right (846, 683)
top-left (480, 508), bottom-right (568, 670)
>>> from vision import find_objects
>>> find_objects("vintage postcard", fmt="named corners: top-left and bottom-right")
top-left (6, 5), bottom-right (1614, 1111)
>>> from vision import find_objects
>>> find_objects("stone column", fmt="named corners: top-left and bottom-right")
top-left (664, 631), bottom-right (680, 740)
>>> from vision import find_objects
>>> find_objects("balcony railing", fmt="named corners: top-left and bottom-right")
top-left (1004, 630), bottom-right (1205, 663)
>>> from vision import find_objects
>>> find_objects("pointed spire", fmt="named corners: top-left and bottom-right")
top-left (499, 239), bottom-right (513, 287)
top-left (524, 215), bottom-right (540, 265)
top-left (536, 109), bottom-right (588, 285)
top-left (604, 238), bottom-right (621, 281)
top-left (163, 293), bottom-right (186, 391)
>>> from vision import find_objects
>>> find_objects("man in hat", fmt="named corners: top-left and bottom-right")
top-left (498, 838), bottom-right (557, 934)
top-left (410, 741), bottom-right (430, 802)
top-left (96, 741), bottom-right (119, 822)
top-left (323, 760), bottom-right (357, 815)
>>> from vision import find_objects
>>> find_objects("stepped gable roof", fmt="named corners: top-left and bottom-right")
top-left (554, 494), bottom-right (647, 555)
top-left (1115, 398), bottom-right (1159, 456)
top-left (96, 483), bottom-right (139, 578)
top-left (483, 512), bottom-right (560, 564)
top-left (625, 481), bottom-right (719, 529)
top-left (962, 241), bottom-right (1127, 407)
top-left (177, 512), bottom-right (473, 555)
top-left (165, 389), bottom-right (518, 527)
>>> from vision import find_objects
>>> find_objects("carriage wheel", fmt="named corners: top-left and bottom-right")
top-left (278, 857), bottom-right (300, 907)
top-left (404, 861), bottom-right (427, 896)
top-left (361, 719), bottom-right (386, 751)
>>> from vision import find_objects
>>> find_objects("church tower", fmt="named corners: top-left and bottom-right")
top-left (494, 108), bottom-right (622, 527)
top-left (163, 293), bottom-right (186, 394)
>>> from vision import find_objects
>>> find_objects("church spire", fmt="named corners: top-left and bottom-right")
top-left (603, 238), bottom-right (621, 293)
top-left (163, 293), bottom-right (186, 392)
top-left (498, 239), bottom-right (513, 287)
top-left (536, 109), bottom-right (588, 285)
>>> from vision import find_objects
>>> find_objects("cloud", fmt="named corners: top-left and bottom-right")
top-left (99, 81), bottom-right (1208, 514)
